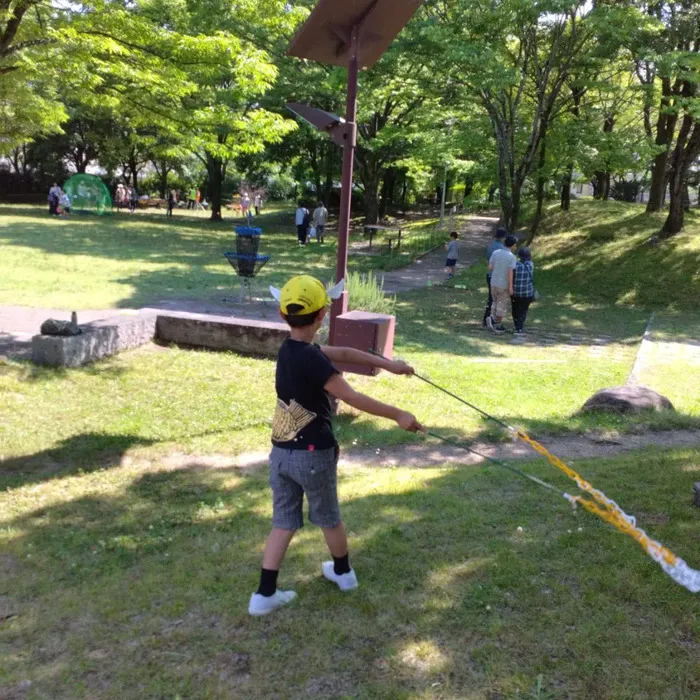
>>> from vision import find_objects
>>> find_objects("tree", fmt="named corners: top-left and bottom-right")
top-left (439, 0), bottom-right (602, 233)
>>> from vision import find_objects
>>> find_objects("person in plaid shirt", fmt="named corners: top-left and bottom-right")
top-left (511, 247), bottom-right (535, 334)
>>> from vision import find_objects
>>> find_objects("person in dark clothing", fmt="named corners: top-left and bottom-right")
top-left (483, 228), bottom-right (507, 326)
top-left (166, 190), bottom-right (175, 218)
top-left (511, 247), bottom-right (536, 334)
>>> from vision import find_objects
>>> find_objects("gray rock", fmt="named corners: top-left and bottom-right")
top-left (40, 318), bottom-right (81, 336)
top-left (580, 386), bottom-right (674, 414)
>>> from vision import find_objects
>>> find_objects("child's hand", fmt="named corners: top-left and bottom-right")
top-left (388, 360), bottom-right (414, 375)
top-left (396, 411), bottom-right (425, 433)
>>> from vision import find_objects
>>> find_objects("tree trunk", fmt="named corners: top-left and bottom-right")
top-left (647, 79), bottom-right (678, 213)
top-left (400, 171), bottom-right (408, 212)
top-left (528, 121), bottom-right (549, 243)
top-left (593, 171), bottom-right (610, 200)
top-left (463, 174), bottom-right (474, 200)
top-left (660, 118), bottom-right (700, 238)
top-left (647, 152), bottom-right (670, 212)
top-left (560, 164), bottom-right (573, 211)
top-left (207, 153), bottom-right (223, 221)
top-left (357, 151), bottom-right (382, 224)
top-left (364, 180), bottom-right (380, 224)
top-left (378, 167), bottom-right (396, 219)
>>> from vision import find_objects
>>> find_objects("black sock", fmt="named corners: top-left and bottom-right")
top-left (257, 568), bottom-right (278, 597)
top-left (333, 553), bottom-right (350, 575)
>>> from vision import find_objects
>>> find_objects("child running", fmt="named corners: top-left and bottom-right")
top-left (445, 231), bottom-right (459, 279)
top-left (249, 275), bottom-right (424, 616)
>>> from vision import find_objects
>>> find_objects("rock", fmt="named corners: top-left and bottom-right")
top-left (39, 318), bottom-right (81, 336)
top-left (580, 386), bottom-right (674, 414)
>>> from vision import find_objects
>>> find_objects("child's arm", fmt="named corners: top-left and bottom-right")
top-left (321, 346), bottom-right (413, 375)
top-left (324, 374), bottom-right (423, 432)
top-left (507, 267), bottom-right (514, 295)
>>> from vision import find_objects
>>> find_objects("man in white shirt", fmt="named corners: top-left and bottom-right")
top-left (295, 202), bottom-right (309, 245)
top-left (312, 202), bottom-right (328, 243)
top-left (487, 234), bottom-right (518, 334)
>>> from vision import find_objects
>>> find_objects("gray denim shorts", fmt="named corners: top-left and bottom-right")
top-left (269, 446), bottom-right (340, 530)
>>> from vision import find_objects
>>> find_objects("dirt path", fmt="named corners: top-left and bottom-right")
top-left (195, 428), bottom-right (700, 471)
top-left (380, 215), bottom-right (498, 293)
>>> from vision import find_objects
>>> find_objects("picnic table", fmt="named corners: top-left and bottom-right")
top-left (364, 224), bottom-right (403, 252)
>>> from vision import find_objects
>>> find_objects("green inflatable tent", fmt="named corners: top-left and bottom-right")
top-left (63, 174), bottom-right (112, 214)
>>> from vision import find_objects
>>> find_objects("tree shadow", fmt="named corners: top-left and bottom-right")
top-left (3, 447), bottom-right (700, 697)
top-left (0, 432), bottom-right (156, 491)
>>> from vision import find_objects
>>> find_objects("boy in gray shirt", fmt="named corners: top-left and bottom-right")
top-left (487, 234), bottom-right (518, 334)
top-left (444, 231), bottom-right (459, 279)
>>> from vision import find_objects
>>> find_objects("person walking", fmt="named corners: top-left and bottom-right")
top-left (129, 187), bottom-right (138, 213)
top-left (295, 202), bottom-right (310, 245)
top-left (166, 189), bottom-right (176, 218)
top-left (483, 228), bottom-right (507, 326)
top-left (254, 193), bottom-right (263, 216)
top-left (48, 183), bottom-right (61, 216)
top-left (486, 234), bottom-right (518, 334)
top-left (444, 231), bottom-right (459, 279)
top-left (511, 247), bottom-right (536, 335)
top-left (312, 201), bottom-right (328, 243)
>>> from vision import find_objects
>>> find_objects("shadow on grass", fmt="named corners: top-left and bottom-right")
top-left (3, 447), bottom-right (700, 697)
top-left (0, 432), bottom-right (157, 491)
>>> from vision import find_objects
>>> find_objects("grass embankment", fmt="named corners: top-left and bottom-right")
top-left (0, 205), bottom-right (447, 310)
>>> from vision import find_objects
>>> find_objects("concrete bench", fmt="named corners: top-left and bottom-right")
top-left (155, 311), bottom-right (289, 357)
top-left (32, 313), bottom-right (157, 367)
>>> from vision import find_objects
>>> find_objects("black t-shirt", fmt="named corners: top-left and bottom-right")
top-left (272, 339), bottom-right (339, 450)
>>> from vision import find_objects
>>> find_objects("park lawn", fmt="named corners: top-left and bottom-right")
top-left (0, 205), bottom-right (448, 310)
top-left (2, 445), bottom-right (700, 698)
top-left (3, 281), bottom-right (699, 483)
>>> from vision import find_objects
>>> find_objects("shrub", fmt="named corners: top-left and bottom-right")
top-left (347, 270), bottom-right (395, 314)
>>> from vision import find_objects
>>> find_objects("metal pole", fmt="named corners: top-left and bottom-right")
top-left (329, 24), bottom-right (359, 344)
top-left (439, 162), bottom-right (447, 228)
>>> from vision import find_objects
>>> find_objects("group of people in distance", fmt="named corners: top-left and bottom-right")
top-left (484, 228), bottom-right (536, 335)
top-left (445, 226), bottom-right (536, 334)
top-left (47, 183), bottom-right (72, 217)
top-left (295, 201), bottom-right (328, 245)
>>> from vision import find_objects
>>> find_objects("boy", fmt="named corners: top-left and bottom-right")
top-left (483, 228), bottom-right (507, 326)
top-left (312, 202), bottom-right (328, 244)
top-left (486, 234), bottom-right (518, 334)
top-left (444, 231), bottom-right (459, 279)
top-left (250, 275), bottom-right (423, 616)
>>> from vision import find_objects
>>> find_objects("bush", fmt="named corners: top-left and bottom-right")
top-left (347, 270), bottom-right (395, 314)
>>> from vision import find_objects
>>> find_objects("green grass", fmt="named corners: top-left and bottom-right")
top-left (3, 445), bottom-right (700, 698)
top-left (531, 199), bottom-right (700, 311)
top-left (2, 199), bottom-right (700, 697)
top-left (0, 205), bottom-right (446, 310)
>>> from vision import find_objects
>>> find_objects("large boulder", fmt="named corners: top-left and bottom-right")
top-left (580, 386), bottom-right (674, 414)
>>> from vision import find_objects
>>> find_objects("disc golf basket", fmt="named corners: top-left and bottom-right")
top-left (224, 226), bottom-right (270, 302)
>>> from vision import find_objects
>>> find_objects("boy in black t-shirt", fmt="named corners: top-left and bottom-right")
top-left (249, 275), bottom-right (424, 616)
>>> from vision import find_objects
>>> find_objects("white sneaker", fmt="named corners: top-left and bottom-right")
top-left (248, 589), bottom-right (296, 616)
top-left (322, 561), bottom-right (358, 591)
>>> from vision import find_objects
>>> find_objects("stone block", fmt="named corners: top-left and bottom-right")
top-left (580, 385), bottom-right (674, 414)
top-left (32, 313), bottom-right (157, 367)
top-left (155, 311), bottom-right (289, 356)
